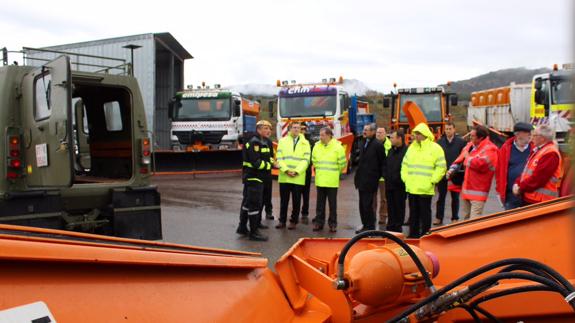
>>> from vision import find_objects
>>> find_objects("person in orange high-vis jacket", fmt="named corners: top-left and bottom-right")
top-left (447, 125), bottom-right (498, 220)
top-left (514, 125), bottom-right (562, 204)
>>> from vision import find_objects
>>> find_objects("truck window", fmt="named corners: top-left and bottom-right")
top-left (104, 101), bottom-right (123, 131)
top-left (34, 73), bottom-right (52, 121)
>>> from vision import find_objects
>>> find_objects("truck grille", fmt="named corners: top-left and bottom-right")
top-left (174, 131), bottom-right (227, 145)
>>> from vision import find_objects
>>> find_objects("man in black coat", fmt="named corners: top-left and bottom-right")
top-left (354, 123), bottom-right (386, 233)
top-left (384, 129), bottom-right (408, 233)
top-left (434, 122), bottom-right (467, 225)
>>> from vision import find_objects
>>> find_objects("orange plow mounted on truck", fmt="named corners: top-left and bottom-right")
top-left (0, 196), bottom-right (573, 322)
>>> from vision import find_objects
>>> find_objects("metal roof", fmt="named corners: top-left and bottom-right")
top-left (40, 32), bottom-right (193, 60)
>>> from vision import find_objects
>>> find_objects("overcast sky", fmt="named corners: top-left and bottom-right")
top-left (1, 0), bottom-right (572, 92)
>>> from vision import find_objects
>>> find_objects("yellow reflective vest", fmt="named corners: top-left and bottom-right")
top-left (379, 138), bottom-right (392, 182)
top-left (312, 139), bottom-right (347, 188)
top-left (277, 134), bottom-right (311, 185)
top-left (401, 123), bottom-right (447, 195)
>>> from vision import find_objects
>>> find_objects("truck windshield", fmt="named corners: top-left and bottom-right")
top-left (174, 98), bottom-right (231, 121)
top-left (551, 77), bottom-right (573, 105)
top-left (279, 96), bottom-right (337, 118)
top-left (399, 93), bottom-right (442, 122)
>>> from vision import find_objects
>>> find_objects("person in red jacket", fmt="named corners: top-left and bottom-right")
top-left (513, 125), bottom-right (562, 204)
top-left (495, 122), bottom-right (534, 210)
top-left (447, 125), bottom-right (498, 220)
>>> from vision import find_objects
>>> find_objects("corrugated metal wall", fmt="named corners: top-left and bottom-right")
top-left (24, 34), bottom-right (186, 149)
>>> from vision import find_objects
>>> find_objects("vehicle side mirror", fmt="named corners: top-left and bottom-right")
top-left (534, 78), bottom-right (542, 90)
top-left (535, 89), bottom-right (546, 105)
top-left (234, 99), bottom-right (241, 117)
top-left (168, 99), bottom-right (175, 119)
top-left (450, 94), bottom-right (458, 106)
top-left (383, 97), bottom-right (390, 108)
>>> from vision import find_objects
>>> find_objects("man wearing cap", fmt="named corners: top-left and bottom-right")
top-left (237, 120), bottom-right (273, 241)
top-left (513, 125), bottom-right (562, 205)
top-left (495, 122), bottom-right (534, 210)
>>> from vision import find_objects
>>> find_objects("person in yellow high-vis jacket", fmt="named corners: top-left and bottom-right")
top-left (275, 122), bottom-right (311, 229)
top-left (401, 123), bottom-right (446, 238)
top-left (311, 127), bottom-right (346, 232)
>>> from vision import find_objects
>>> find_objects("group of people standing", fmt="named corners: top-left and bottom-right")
top-left (238, 118), bottom-right (565, 241)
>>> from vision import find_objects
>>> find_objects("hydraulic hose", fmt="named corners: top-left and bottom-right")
top-left (334, 230), bottom-right (435, 291)
top-left (470, 285), bottom-right (553, 309)
top-left (388, 258), bottom-right (575, 323)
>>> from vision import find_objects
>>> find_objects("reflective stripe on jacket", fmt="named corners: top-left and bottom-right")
top-left (277, 133), bottom-right (311, 185)
top-left (312, 139), bottom-right (346, 188)
top-left (458, 138), bottom-right (499, 201)
top-left (520, 143), bottom-right (562, 203)
top-left (400, 123), bottom-right (446, 196)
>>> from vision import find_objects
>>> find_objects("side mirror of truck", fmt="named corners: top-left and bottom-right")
top-left (383, 97), bottom-right (390, 108)
top-left (534, 78), bottom-right (542, 90)
top-left (449, 94), bottom-right (458, 106)
top-left (168, 99), bottom-right (175, 119)
top-left (233, 100), bottom-right (241, 117)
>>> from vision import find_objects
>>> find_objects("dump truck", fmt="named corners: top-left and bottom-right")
top-left (0, 197), bottom-right (572, 322)
top-left (275, 77), bottom-right (375, 173)
top-left (0, 51), bottom-right (161, 240)
top-left (531, 64), bottom-right (573, 143)
top-left (384, 85), bottom-right (458, 139)
top-left (468, 82), bottom-right (532, 133)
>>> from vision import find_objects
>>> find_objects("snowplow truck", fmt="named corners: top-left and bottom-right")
top-left (151, 87), bottom-right (260, 174)
top-left (0, 53), bottom-right (161, 240)
top-left (384, 86), bottom-right (458, 139)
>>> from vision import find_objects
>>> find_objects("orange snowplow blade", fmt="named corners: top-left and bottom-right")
top-left (402, 100), bottom-right (427, 129)
top-left (0, 197), bottom-right (573, 322)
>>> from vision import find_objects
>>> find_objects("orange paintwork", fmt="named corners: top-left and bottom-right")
top-left (0, 198), bottom-right (573, 322)
top-left (242, 98), bottom-right (260, 115)
top-left (471, 86), bottom-right (512, 107)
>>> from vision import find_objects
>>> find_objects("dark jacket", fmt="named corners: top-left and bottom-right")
top-left (385, 144), bottom-right (407, 190)
top-left (242, 135), bottom-right (273, 183)
top-left (437, 134), bottom-right (467, 168)
top-left (354, 137), bottom-right (386, 192)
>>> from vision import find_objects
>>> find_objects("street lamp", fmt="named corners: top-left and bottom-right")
top-left (122, 44), bottom-right (142, 76)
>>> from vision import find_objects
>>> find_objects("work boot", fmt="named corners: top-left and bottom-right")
top-left (301, 215), bottom-right (309, 225)
top-left (265, 213), bottom-right (274, 220)
top-left (329, 225), bottom-right (337, 233)
top-left (236, 226), bottom-right (249, 235)
top-left (275, 222), bottom-right (286, 229)
top-left (287, 222), bottom-right (297, 230)
top-left (312, 224), bottom-right (323, 231)
top-left (433, 219), bottom-right (442, 225)
top-left (249, 231), bottom-right (268, 241)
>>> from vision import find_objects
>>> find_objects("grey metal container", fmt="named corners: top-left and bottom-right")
top-left (24, 33), bottom-right (193, 149)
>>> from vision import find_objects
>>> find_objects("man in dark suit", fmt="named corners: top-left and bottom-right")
top-left (354, 123), bottom-right (386, 233)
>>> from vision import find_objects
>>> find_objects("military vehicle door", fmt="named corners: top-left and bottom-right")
top-left (22, 55), bottom-right (73, 187)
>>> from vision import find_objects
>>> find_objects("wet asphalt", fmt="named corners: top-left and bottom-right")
top-left (153, 172), bottom-right (504, 265)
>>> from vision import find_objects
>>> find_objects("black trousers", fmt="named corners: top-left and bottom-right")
top-left (386, 188), bottom-right (407, 233)
top-left (408, 194), bottom-right (432, 238)
top-left (260, 177), bottom-right (273, 216)
top-left (239, 181), bottom-right (264, 233)
top-left (435, 179), bottom-right (460, 221)
top-left (301, 168), bottom-right (312, 216)
top-left (279, 183), bottom-right (303, 224)
top-left (358, 189), bottom-right (376, 230)
top-left (314, 187), bottom-right (338, 227)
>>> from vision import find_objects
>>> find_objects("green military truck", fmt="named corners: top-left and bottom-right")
top-left (0, 53), bottom-right (161, 240)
